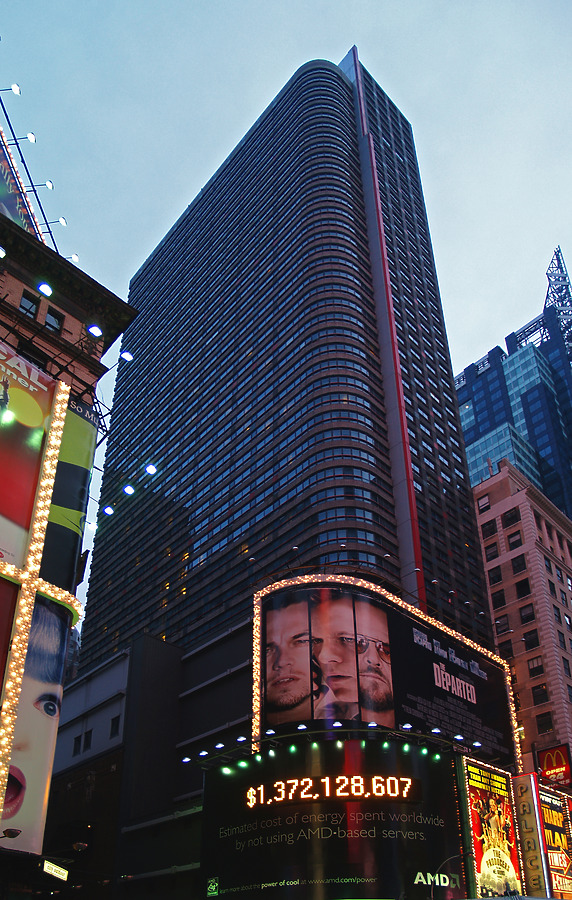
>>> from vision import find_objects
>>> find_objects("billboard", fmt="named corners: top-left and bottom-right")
top-left (0, 127), bottom-right (40, 237)
top-left (202, 739), bottom-right (467, 900)
top-left (0, 595), bottom-right (71, 854)
top-left (254, 576), bottom-right (517, 766)
top-left (0, 342), bottom-right (56, 567)
top-left (463, 758), bottom-right (522, 897)
top-left (512, 773), bottom-right (551, 898)
top-left (0, 577), bottom-right (19, 685)
top-left (40, 397), bottom-right (99, 592)
top-left (538, 745), bottom-right (572, 789)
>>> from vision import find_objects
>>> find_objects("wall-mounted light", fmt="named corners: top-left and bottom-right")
top-left (87, 325), bottom-right (103, 338)
top-left (38, 282), bottom-right (52, 297)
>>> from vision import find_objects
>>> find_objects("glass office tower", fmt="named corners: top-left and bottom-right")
top-left (80, 48), bottom-right (490, 672)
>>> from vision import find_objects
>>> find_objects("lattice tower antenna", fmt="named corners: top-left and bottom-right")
top-left (544, 246), bottom-right (572, 358)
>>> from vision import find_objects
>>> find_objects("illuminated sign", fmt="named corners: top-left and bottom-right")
top-left (539, 787), bottom-right (572, 898)
top-left (512, 774), bottom-right (550, 898)
top-left (463, 758), bottom-right (522, 897)
top-left (0, 127), bottom-right (41, 238)
top-left (245, 773), bottom-right (421, 807)
top-left (43, 859), bottom-right (68, 881)
top-left (538, 744), bottom-right (572, 788)
top-left (202, 738), bottom-right (466, 900)
top-left (253, 576), bottom-right (518, 766)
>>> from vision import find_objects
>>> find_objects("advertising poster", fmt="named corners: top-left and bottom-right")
top-left (539, 787), bottom-right (572, 898)
top-left (258, 580), bottom-right (515, 765)
top-left (0, 576), bottom-right (19, 686)
top-left (0, 342), bottom-right (56, 567)
top-left (40, 397), bottom-right (99, 592)
top-left (464, 759), bottom-right (522, 896)
top-left (538, 745), bottom-right (572, 789)
top-left (0, 129), bottom-right (38, 236)
top-left (202, 739), bottom-right (466, 900)
top-left (1, 595), bottom-right (71, 854)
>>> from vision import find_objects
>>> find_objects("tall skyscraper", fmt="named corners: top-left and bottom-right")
top-left (456, 247), bottom-right (572, 519)
top-left (80, 47), bottom-right (490, 672)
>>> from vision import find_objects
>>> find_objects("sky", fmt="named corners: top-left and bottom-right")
top-left (1, 0), bottom-right (570, 610)
top-left (2, 0), bottom-right (570, 379)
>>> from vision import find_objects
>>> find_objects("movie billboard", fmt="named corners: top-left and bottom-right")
top-left (538, 745), bottom-right (572, 789)
top-left (0, 595), bottom-right (71, 854)
top-left (0, 342), bottom-right (56, 567)
top-left (255, 577), bottom-right (516, 765)
top-left (0, 128), bottom-right (39, 236)
top-left (40, 397), bottom-right (99, 592)
top-left (463, 759), bottom-right (522, 897)
top-left (539, 786), bottom-right (572, 898)
top-left (202, 739), bottom-right (467, 900)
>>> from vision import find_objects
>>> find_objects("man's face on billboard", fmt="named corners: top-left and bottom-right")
top-left (265, 604), bottom-right (313, 722)
top-left (312, 597), bottom-right (359, 705)
top-left (354, 602), bottom-right (393, 721)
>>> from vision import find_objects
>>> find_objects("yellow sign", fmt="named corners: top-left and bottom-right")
top-left (43, 859), bottom-right (68, 881)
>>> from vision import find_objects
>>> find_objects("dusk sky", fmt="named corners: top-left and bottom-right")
top-left (2, 0), bottom-right (570, 378)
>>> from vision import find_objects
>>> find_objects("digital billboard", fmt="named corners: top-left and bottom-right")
top-left (538, 745), bottom-right (572, 789)
top-left (462, 758), bottom-right (522, 897)
top-left (0, 342), bottom-right (56, 567)
top-left (202, 739), bottom-right (467, 900)
top-left (254, 576), bottom-right (517, 766)
top-left (0, 595), bottom-right (71, 854)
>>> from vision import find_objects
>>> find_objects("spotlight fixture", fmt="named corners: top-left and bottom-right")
top-left (120, 351), bottom-right (134, 362)
top-left (265, 729), bottom-right (275, 736)
top-left (145, 464), bottom-right (157, 475)
top-left (182, 757), bottom-right (191, 763)
top-left (401, 723), bottom-right (413, 730)
top-left (9, 131), bottom-right (36, 144)
top-left (45, 216), bottom-right (67, 226)
top-left (123, 485), bottom-right (135, 495)
top-left (103, 506), bottom-right (114, 516)
top-left (431, 727), bottom-right (441, 734)
top-left (297, 724), bottom-right (307, 730)
top-left (0, 84), bottom-right (21, 96)
top-left (367, 722), bottom-right (377, 728)
top-left (87, 324), bottom-right (103, 338)
top-left (454, 734), bottom-right (464, 741)
top-left (215, 743), bottom-right (224, 750)
top-left (332, 721), bottom-right (342, 728)
top-left (199, 750), bottom-right (208, 757)
top-left (38, 282), bottom-right (52, 297)
top-left (0, 246), bottom-right (6, 259)
top-left (472, 741), bottom-right (482, 748)
top-left (236, 736), bottom-right (247, 743)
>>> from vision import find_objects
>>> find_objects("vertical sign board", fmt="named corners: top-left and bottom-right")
top-left (512, 773), bottom-right (551, 898)
top-left (0, 342), bottom-right (56, 567)
top-left (39, 397), bottom-right (99, 593)
top-left (539, 786), bottom-right (572, 898)
top-left (462, 758), bottom-right (522, 896)
top-left (202, 740), bottom-right (467, 900)
top-left (255, 576), bottom-right (517, 768)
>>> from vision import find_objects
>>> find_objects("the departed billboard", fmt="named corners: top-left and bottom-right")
top-left (202, 739), bottom-right (467, 900)
top-left (463, 758), bottom-right (522, 897)
top-left (255, 576), bottom-right (517, 765)
top-left (0, 342), bottom-right (56, 567)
